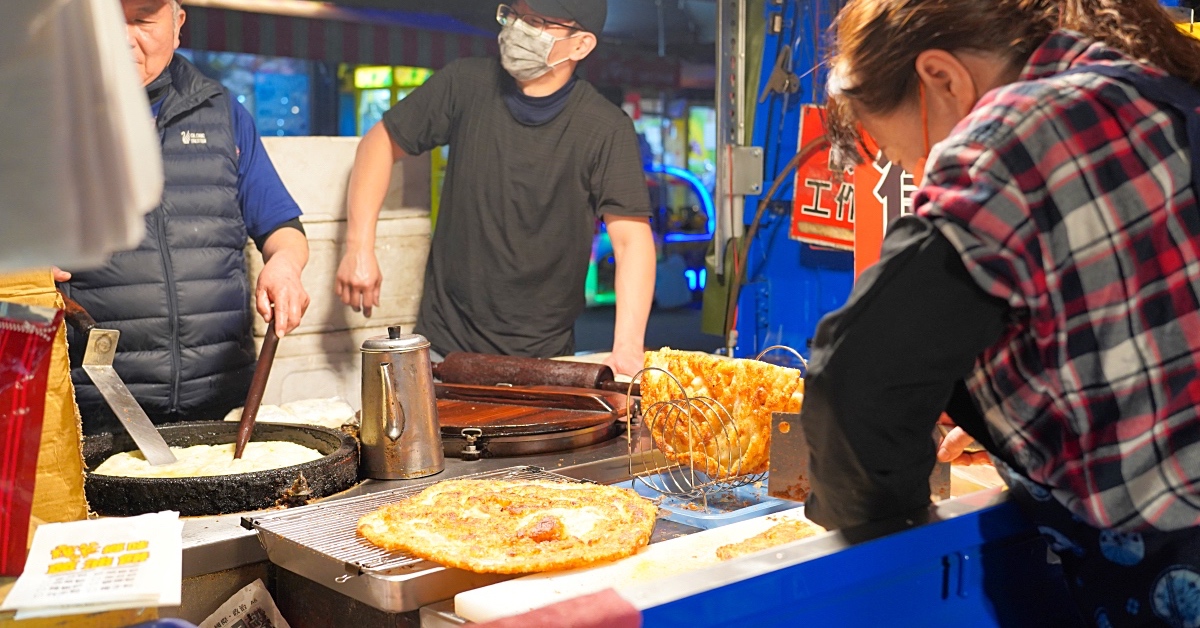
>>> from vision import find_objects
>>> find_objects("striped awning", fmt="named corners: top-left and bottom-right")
top-left (178, 2), bottom-right (686, 88)
top-left (580, 49), bottom-right (680, 89)
top-left (180, 5), bottom-right (496, 69)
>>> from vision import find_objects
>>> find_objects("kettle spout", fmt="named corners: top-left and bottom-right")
top-left (379, 361), bottom-right (406, 441)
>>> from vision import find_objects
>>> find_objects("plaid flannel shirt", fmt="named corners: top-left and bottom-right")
top-left (919, 31), bottom-right (1200, 532)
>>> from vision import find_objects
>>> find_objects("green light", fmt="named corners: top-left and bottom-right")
top-left (394, 66), bottom-right (433, 88)
top-left (354, 66), bottom-right (393, 89)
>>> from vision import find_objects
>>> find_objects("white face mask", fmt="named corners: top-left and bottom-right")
top-left (498, 18), bottom-right (579, 82)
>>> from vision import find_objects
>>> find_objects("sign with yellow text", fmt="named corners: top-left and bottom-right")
top-left (0, 511), bottom-right (182, 619)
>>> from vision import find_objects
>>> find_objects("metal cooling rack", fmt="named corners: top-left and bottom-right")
top-left (244, 465), bottom-right (585, 574)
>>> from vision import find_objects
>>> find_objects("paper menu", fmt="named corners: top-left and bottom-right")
top-left (0, 511), bottom-right (182, 619)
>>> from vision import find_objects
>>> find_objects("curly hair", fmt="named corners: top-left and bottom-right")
top-left (825, 0), bottom-right (1200, 170)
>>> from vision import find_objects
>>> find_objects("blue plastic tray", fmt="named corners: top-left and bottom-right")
top-left (616, 474), bottom-right (801, 530)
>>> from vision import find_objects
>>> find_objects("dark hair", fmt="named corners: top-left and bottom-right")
top-left (825, 0), bottom-right (1200, 168)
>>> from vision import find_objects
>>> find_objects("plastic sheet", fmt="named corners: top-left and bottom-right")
top-left (0, 302), bottom-right (63, 577)
top-left (0, 0), bottom-right (162, 273)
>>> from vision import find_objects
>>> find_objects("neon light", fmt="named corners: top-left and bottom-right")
top-left (647, 163), bottom-right (715, 241)
top-left (394, 66), bottom-right (433, 87)
top-left (682, 268), bottom-right (708, 291)
top-left (354, 66), bottom-right (392, 89)
top-left (684, 269), bottom-right (698, 291)
top-left (664, 233), bottom-right (714, 243)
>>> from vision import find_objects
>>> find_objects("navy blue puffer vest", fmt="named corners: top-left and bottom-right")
top-left (64, 55), bottom-right (255, 426)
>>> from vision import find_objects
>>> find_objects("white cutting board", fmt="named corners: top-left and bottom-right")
top-left (454, 508), bottom-right (824, 623)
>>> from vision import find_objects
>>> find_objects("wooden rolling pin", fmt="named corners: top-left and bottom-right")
top-left (432, 352), bottom-right (640, 396)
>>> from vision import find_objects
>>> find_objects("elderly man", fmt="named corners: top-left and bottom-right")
top-left (59, 0), bottom-right (310, 432)
top-left (336, 0), bottom-right (655, 376)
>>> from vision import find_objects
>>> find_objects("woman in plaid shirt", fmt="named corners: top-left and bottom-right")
top-left (802, 0), bottom-right (1200, 625)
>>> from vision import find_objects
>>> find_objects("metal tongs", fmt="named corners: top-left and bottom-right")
top-left (61, 294), bottom-right (177, 466)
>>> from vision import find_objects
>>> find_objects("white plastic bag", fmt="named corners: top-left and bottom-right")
top-left (0, 0), bottom-right (162, 273)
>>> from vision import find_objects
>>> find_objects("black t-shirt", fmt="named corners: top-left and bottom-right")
top-left (382, 58), bottom-right (651, 357)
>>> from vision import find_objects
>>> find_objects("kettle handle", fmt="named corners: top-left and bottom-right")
top-left (379, 362), bottom-right (406, 441)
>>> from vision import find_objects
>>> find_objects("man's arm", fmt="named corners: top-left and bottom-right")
top-left (257, 226), bottom-right (310, 336)
top-left (801, 216), bottom-right (1009, 531)
top-left (336, 61), bottom-right (460, 317)
top-left (337, 122), bottom-right (408, 317)
top-left (603, 216), bottom-right (655, 376)
top-left (229, 100), bottom-right (309, 336)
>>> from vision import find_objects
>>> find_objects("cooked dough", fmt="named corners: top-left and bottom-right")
top-left (221, 404), bottom-right (295, 424)
top-left (357, 479), bottom-right (658, 574)
top-left (92, 442), bottom-right (323, 478)
top-left (223, 397), bottom-right (357, 430)
top-left (716, 519), bottom-right (825, 560)
top-left (642, 348), bottom-right (804, 477)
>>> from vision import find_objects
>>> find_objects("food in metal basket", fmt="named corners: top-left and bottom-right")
top-left (92, 442), bottom-right (322, 478)
top-left (641, 348), bottom-right (804, 477)
top-left (716, 518), bottom-right (825, 560)
top-left (356, 479), bottom-right (658, 574)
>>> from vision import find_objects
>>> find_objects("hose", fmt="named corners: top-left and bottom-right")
top-left (724, 134), bottom-right (833, 345)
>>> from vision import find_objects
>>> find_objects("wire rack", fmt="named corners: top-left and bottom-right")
top-left (626, 346), bottom-right (807, 506)
top-left (244, 465), bottom-right (585, 574)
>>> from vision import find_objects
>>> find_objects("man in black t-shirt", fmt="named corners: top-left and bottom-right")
top-left (336, 0), bottom-right (655, 376)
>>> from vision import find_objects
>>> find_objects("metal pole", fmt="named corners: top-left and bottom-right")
top-left (656, 0), bottom-right (667, 57)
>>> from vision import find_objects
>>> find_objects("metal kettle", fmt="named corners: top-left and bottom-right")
top-left (359, 328), bottom-right (444, 479)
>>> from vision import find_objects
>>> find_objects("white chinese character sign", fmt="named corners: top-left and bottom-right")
top-left (852, 141), bottom-right (924, 276)
top-left (789, 105), bottom-right (925, 276)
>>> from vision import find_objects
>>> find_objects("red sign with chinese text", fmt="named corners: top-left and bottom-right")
top-left (786, 105), bottom-right (925, 275)
top-left (852, 152), bottom-right (925, 277)
top-left (789, 106), bottom-right (855, 251)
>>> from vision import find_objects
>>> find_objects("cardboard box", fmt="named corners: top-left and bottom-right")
top-left (247, 214), bottom-right (430, 337)
top-left (247, 136), bottom-right (433, 405)
top-left (261, 136), bottom-right (431, 223)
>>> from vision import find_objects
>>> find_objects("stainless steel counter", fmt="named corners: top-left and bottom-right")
top-left (182, 434), bottom-right (644, 578)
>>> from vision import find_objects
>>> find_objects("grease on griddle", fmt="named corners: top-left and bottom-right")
top-left (275, 472), bottom-right (313, 509)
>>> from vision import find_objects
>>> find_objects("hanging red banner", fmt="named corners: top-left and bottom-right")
top-left (789, 105), bottom-right (855, 251)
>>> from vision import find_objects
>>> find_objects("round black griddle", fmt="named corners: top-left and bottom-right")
top-left (436, 383), bottom-right (626, 459)
top-left (83, 421), bottom-right (359, 517)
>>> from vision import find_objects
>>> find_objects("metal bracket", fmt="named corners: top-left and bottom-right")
top-left (460, 428), bottom-right (484, 461)
top-left (731, 146), bottom-right (764, 195)
top-left (759, 46), bottom-right (800, 103)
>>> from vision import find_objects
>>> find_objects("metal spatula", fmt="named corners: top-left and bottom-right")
top-left (767, 412), bottom-right (950, 503)
top-left (61, 295), bottom-right (176, 466)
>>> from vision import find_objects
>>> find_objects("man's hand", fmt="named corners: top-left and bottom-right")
top-left (603, 345), bottom-right (645, 378)
top-left (258, 227), bottom-right (310, 336)
top-left (338, 122), bottom-right (407, 318)
top-left (936, 416), bottom-right (990, 465)
top-left (336, 245), bottom-right (382, 317)
top-left (51, 267), bottom-right (71, 282)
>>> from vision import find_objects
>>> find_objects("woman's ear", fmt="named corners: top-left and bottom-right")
top-left (569, 32), bottom-right (598, 61)
top-left (914, 49), bottom-right (978, 120)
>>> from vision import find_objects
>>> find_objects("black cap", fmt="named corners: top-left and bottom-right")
top-left (524, 0), bottom-right (607, 34)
